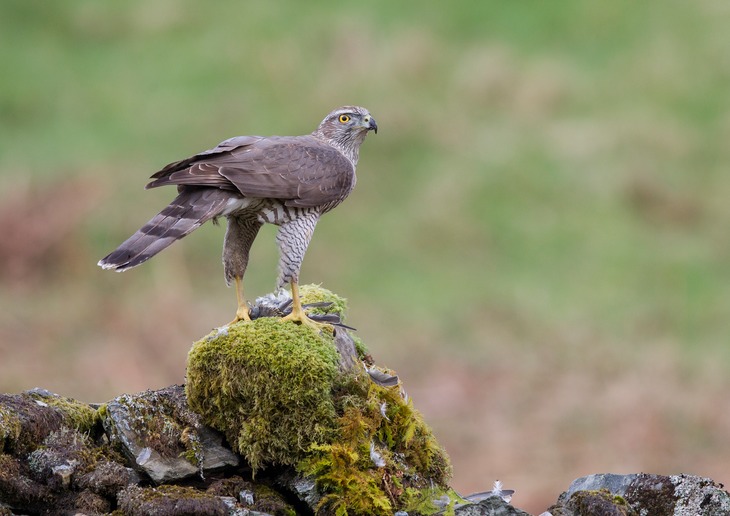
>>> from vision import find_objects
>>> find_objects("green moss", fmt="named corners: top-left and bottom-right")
top-left (300, 373), bottom-right (452, 514)
top-left (186, 317), bottom-right (340, 471)
top-left (180, 427), bottom-right (203, 467)
top-left (304, 442), bottom-right (393, 515)
top-left (613, 493), bottom-right (628, 505)
top-left (567, 489), bottom-right (632, 515)
top-left (350, 334), bottom-right (371, 361)
top-left (299, 284), bottom-right (348, 320)
top-left (401, 487), bottom-right (462, 515)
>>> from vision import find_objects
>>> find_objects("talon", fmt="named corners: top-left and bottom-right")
top-left (281, 309), bottom-right (330, 332)
top-left (281, 281), bottom-right (332, 332)
top-left (228, 307), bottom-right (252, 326)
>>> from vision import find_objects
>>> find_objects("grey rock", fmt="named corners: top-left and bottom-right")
top-left (670, 474), bottom-right (730, 515)
top-left (197, 425), bottom-right (241, 470)
top-left (239, 489), bottom-right (255, 505)
top-left (550, 472), bottom-right (730, 516)
top-left (562, 473), bottom-right (638, 502)
top-left (76, 460), bottom-right (140, 498)
top-left (624, 473), bottom-right (730, 516)
top-left (219, 496), bottom-right (248, 516)
top-left (49, 463), bottom-right (74, 489)
top-left (101, 385), bottom-right (239, 484)
top-left (274, 472), bottom-right (321, 512)
top-left (455, 495), bottom-right (531, 515)
top-left (333, 327), bottom-right (360, 372)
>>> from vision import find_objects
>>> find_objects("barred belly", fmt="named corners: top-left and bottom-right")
top-left (221, 197), bottom-right (317, 226)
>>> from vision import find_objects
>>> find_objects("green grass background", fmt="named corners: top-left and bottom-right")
top-left (1, 1), bottom-right (729, 512)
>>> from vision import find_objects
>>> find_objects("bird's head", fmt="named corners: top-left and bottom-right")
top-left (314, 106), bottom-right (377, 163)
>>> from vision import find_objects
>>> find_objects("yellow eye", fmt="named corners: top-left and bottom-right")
top-left (338, 114), bottom-right (351, 123)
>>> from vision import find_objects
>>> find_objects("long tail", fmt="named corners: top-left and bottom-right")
top-left (98, 188), bottom-right (230, 272)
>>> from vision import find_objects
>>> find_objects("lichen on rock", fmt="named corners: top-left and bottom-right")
top-left (100, 384), bottom-right (238, 484)
top-left (551, 472), bottom-right (730, 515)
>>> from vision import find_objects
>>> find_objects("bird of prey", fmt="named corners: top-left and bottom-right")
top-left (98, 106), bottom-right (377, 330)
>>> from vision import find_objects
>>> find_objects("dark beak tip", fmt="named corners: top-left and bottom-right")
top-left (367, 116), bottom-right (378, 134)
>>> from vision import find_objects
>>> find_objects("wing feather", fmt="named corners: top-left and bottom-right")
top-left (146, 135), bottom-right (354, 208)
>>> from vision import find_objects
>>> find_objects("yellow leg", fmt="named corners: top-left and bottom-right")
top-left (281, 281), bottom-right (330, 332)
top-left (228, 276), bottom-right (252, 325)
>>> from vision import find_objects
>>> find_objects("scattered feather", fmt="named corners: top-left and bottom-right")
top-left (492, 480), bottom-right (504, 494)
top-left (366, 366), bottom-right (399, 387)
top-left (491, 479), bottom-right (515, 503)
top-left (369, 441), bottom-right (386, 468)
top-left (380, 401), bottom-right (389, 421)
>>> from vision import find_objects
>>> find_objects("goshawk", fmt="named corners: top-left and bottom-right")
top-left (98, 106), bottom-right (377, 329)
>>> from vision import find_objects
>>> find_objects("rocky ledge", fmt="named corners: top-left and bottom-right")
top-left (1, 286), bottom-right (728, 515)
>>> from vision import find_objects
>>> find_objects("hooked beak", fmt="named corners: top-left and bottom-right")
top-left (362, 114), bottom-right (378, 134)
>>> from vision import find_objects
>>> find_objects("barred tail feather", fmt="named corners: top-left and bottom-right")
top-left (98, 188), bottom-right (229, 272)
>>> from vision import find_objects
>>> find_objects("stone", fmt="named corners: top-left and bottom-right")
top-left (548, 472), bottom-right (730, 516)
top-left (205, 475), bottom-right (296, 515)
top-left (101, 384), bottom-right (239, 483)
top-left (454, 495), bottom-right (532, 515)
top-left (76, 460), bottom-right (140, 498)
top-left (563, 474), bottom-right (638, 500)
top-left (117, 485), bottom-right (228, 516)
top-left (0, 388), bottom-right (99, 455)
top-left (627, 473), bottom-right (730, 516)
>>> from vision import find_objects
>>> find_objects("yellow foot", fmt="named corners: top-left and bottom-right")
top-left (228, 275), bottom-right (252, 325)
top-left (227, 306), bottom-right (252, 326)
top-left (281, 309), bottom-right (331, 333)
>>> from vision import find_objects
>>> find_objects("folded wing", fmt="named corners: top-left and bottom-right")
top-left (146, 135), bottom-right (355, 208)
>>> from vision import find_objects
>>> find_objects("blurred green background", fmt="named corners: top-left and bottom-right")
top-left (1, 1), bottom-right (729, 512)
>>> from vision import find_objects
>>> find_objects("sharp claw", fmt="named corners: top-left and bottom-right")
top-left (227, 307), bottom-right (252, 326)
top-left (281, 310), bottom-right (332, 332)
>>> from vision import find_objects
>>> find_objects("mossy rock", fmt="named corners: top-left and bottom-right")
top-left (0, 389), bottom-right (99, 455)
top-left (565, 489), bottom-right (634, 515)
top-left (186, 286), bottom-right (452, 514)
top-left (186, 317), bottom-right (341, 471)
top-left (301, 375), bottom-right (453, 515)
top-left (117, 485), bottom-right (227, 516)
top-left (299, 284), bottom-right (348, 320)
top-left (206, 475), bottom-right (296, 515)
top-left (100, 385), bottom-right (239, 484)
